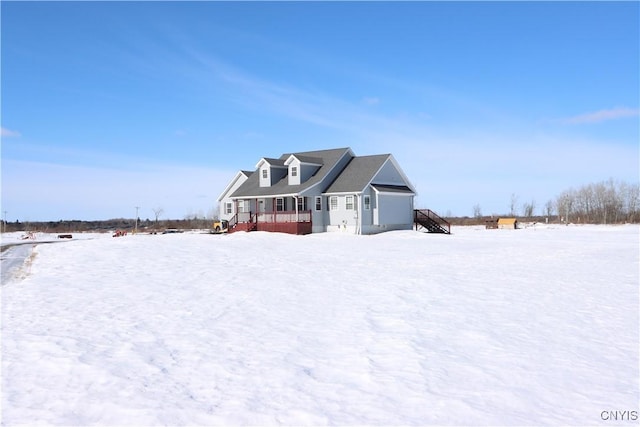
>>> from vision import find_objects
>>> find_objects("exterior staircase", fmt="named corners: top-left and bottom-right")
top-left (228, 212), bottom-right (257, 233)
top-left (414, 209), bottom-right (451, 234)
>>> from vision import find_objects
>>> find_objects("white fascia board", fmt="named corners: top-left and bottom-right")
top-left (366, 156), bottom-right (418, 196)
top-left (255, 158), bottom-right (287, 169)
top-left (322, 191), bottom-right (364, 196)
top-left (217, 171), bottom-right (246, 202)
top-left (371, 190), bottom-right (415, 197)
top-left (388, 154), bottom-right (418, 194)
top-left (230, 192), bottom-right (300, 200)
top-left (285, 154), bottom-right (324, 166)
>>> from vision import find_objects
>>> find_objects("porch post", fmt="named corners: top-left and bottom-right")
top-left (295, 196), bottom-right (299, 222)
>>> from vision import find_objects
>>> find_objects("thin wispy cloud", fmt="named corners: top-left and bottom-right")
top-left (560, 107), bottom-right (639, 124)
top-left (362, 97), bottom-right (380, 106)
top-left (1, 127), bottom-right (21, 137)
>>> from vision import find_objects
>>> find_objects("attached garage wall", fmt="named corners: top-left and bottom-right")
top-left (373, 193), bottom-right (413, 232)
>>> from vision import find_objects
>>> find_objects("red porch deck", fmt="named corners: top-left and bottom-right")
top-left (229, 210), bottom-right (312, 235)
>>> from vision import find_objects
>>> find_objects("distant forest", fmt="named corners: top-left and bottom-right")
top-left (2, 179), bottom-right (638, 233)
top-left (457, 178), bottom-right (639, 225)
top-left (1, 217), bottom-right (213, 234)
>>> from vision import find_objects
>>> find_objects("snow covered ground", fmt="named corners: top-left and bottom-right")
top-left (1, 225), bottom-right (638, 426)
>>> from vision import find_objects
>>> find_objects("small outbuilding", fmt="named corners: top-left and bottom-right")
top-left (497, 218), bottom-right (518, 229)
top-left (485, 219), bottom-right (498, 229)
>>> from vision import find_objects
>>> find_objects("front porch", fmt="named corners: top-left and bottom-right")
top-left (228, 210), bottom-right (313, 235)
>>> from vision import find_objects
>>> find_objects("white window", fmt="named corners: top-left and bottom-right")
top-left (330, 196), bottom-right (338, 211)
top-left (262, 169), bottom-right (268, 179)
top-left (346, 195), bottom-right (354, 210)
top-left (238, 200), bottom-right (248, 213)
top-left (364, 195), bottom-right (370, 210)
top-left (315, 196), bottom-right (322, 211)
top-left (276, 197), bottom-right (285, 212)
top-left (225, 202), bottom-right (233, 215)
top-left (291, 166), bottom-right (298, 177)
top-left (297, 197), bottom-right (307, 211)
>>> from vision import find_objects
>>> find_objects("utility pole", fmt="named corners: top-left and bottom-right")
top-left (135, 206), bottom-right (140, 234)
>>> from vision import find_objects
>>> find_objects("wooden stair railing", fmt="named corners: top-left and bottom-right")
top-left (414, 209), bottom-right (451, 234)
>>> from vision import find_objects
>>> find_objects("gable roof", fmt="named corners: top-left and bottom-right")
top-left (256, 157), bottom-right (286, 168)
top-left (323, 155), bottom-right (390, 194)
top-left (371, 184), bottom-right (414, 194)
top-left (230, 147), bottom-right (353, 198)
top-left (324, 154), bottom-right (416, 195)
top-left (285, 155), bottom-right (324, 165)
top-left (217, 170), bottom-right (254, 202)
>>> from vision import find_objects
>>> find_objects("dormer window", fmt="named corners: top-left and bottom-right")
top-left (284, 154), bottom-right (323, 186)
top-left (262, 169), bottom-right (268, 179)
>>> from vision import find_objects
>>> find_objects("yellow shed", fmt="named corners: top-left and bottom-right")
top-left (497, 218), bottom-right (518, 229)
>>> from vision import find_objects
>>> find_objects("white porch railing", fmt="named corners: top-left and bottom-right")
top-left (256, 210), bottom-right (311, 223)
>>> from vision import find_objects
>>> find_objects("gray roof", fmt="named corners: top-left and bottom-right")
top-left (291, 155), bottom-right (324, 165)
top-left (371, 184), bottom-right (414, 193)
top-left (323, 155), bottom-right (390, 194)
top-left (260, 158), bottom-right (286, 167)
top-left (230, 147), bottom-right (352, 198)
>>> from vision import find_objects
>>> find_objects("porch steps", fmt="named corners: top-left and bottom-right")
top-left (228, 213), bottom-right (257, 233)
top-left (414, 209), bottom-right (451, 234)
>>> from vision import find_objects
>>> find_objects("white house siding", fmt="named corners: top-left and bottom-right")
top-left (374, 160), bottom-right (407, 186)
top-left (218, 173), bottom-right (249, 221)
top-left (359, 188), bottom-right (374, 232)
top-left (326, 194), bottom-right (359, 233)
top-left (287, 159), bottom-right (301, 186)
top-left (309, 192), bottom-right (327, 233)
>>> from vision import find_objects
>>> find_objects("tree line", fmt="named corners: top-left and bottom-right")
top-left (1, 217), bottom-right (214, 234)
top-left (465, 179), bottom-right (639, 225)
top-left (553, 179), bottom-right (639, 224)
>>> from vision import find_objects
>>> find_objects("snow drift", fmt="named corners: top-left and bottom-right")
top-left (2, 225), bottom-right (638, 425)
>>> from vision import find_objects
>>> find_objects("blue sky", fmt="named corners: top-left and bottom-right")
top-left (2, 1), bottom-right (638, 222)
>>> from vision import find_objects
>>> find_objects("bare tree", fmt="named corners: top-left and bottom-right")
top-left (152, 207), bottom-right (164, 229)
top-left (472, 203), bottom-right (482, 218)
top-left (556, 189), bottom-right (575, 224)
top-left (544, 200), bottom-right (554, 220)
top-left (624, 182), bottom-right (639, 223)
top-left (509, 193), bottom-right (519, 216)
top-left (522, 199), bottom-right (536, 218)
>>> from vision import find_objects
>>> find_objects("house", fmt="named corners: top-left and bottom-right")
top-left (497, 218), bottom-right (518, 229)
top-left (217, 147), bottom-right (417, 235)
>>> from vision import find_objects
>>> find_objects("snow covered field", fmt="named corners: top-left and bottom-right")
top-left (2, 225), bottom-right (638, 426)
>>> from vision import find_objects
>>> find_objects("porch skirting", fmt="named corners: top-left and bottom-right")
top-left (256, 222), bottom-right (312, 235)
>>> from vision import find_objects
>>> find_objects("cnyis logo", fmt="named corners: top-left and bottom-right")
top-left (600, 410), bottom-right (638, 421)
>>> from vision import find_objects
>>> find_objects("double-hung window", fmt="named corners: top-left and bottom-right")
top-left (364, 195), bottom-right (371, 210)
top-left (345, 195), bottom-right (354, 210)
top-left (315, 196), bottom-right (322, 211)
top-left (297, 197), bottom-right (307, 211)
top-left (329, 196), bottom-right (338, 211)
top-left (225, 202), bottom-right (233, 215)
top-left (276, 197), bottom-right (285, 212)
